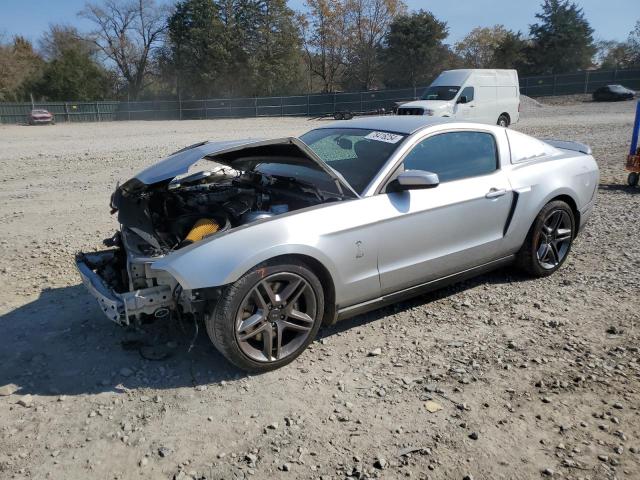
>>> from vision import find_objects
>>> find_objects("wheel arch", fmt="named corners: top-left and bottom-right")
top-left (498, 112), bottom-right (511, 125)
top-left (547, 194), bottom-right (580, 237)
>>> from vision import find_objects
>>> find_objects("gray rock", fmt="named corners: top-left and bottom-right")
top-left (17, 394), bottom-right (33, 408)
top-left (373, 457), bottom-right (388, 469)
top-left (368, 348), bottom-right (382, 357)
top-left (0, 383), bottom-right (19, 396)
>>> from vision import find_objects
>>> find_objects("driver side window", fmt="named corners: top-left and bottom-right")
top-left (401, 131), bottom-right (498, 183)
top-left (459, 86), bottom-right (474, 103)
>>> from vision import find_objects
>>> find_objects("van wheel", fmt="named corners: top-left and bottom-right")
top-left (497, 114), bottom-right (510, 128)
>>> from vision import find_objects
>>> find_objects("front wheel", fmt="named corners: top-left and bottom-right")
top-left (206, 260), bottom-right (324, 372)
top-left (628, 172), bottom-right (639, 186)
top-left (516, 201), bottom-right (575, 277)
top-left (497, 114), bottom-right (510, 128)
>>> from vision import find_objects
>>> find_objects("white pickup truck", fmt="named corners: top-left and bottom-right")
top-left (397, 69), bottom-right (521, 127)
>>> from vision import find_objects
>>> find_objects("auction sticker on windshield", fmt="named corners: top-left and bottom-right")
top-left (365, 131), bottom-right (404, 144)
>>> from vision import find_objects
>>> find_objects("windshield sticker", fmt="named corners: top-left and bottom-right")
top-left (365, 131), bottom-right (404, 144)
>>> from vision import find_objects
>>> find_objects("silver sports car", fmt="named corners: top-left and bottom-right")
top-left (76, 116), bottom-right (599, 371)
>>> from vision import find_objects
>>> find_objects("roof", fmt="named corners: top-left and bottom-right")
top-left (319, 115), bottom-right (455, 135)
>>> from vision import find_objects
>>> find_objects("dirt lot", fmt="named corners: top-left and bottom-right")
top-left (1, 98), bottom-right (639, 480)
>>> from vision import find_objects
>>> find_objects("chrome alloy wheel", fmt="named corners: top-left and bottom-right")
top-left (536, 209), bottom-right (572, 269)
top-left (235, 272), bottom-right (317, 362)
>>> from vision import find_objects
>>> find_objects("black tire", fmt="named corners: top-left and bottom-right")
top-left (628, 172), bottom-right (639, 187)
top-left (516, 200), bottom-right (575, 277)
top-left (334, 112), bottom-right (344, 120)
top-left (497, 114), bottom-right (510, 128)
top-left (343, 112), bottom-right (354, 120)
top-left (206, 259), bottom-right (324, 372)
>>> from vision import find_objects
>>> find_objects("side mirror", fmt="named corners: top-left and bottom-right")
top-left (389, 170), bottom-right (439, 192)
top-left (457, 95), bottom-right (468, 104)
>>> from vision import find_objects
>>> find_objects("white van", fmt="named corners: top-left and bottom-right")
top-left (397, 69), bottom-right (520, 127)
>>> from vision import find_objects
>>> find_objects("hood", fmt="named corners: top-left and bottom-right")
top-left (130, 137), bottom-right (358, 198)
top-left (399, 100), bottom-right (452, 110)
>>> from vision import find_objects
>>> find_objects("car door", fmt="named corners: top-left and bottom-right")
top-left (375, 130), bottom-right (514, 295)
top-left (454, 86), bottom-right (475, 120)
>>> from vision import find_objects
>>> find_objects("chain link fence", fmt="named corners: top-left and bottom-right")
top-left (1, 68), bottom-right (639, 124)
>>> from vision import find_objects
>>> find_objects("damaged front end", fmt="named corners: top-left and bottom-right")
top-left (76, 137), bottom-right (355, 326)
top-left (75, 229), bottom-right (203, 326)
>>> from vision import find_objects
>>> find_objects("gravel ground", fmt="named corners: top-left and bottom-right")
top-left (1, 98), bottom-right (639, 480)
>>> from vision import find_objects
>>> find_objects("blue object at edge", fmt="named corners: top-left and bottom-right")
top-left (631, 100), bottom-right (640, 155)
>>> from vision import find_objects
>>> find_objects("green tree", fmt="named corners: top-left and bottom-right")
top-left (33, 50), bottom-right (112, 101)
top-left (246, 0), bottom-right (305, 96)
top-left (380, 10), bottom-right (448, 89)
top-left (0, 36), bottom-right (44, 101)
top-left (167, 0), bottom-right (304, 98)
top-left (528, 0), bottom-right (596, 74)
top-left (168, 0), bottom-right (234, 98)
top-left (492, 31), bottom-right (530, 70)
top-left (29, 25), bottom-right (112, 100)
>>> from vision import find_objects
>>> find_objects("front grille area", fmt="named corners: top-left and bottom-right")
top-left (397, 107), bottom-right (424, 115)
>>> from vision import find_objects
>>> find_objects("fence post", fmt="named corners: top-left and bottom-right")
top-left (254, 97), bottom-right (258, 117)
top-left (95, 101), bottom-right (101, 122)
top-left (360, 92), bottom-right (363, 113)
top-left (584, 71), bottom-right (589, 94)
top-left (307, 94), bottom-right (310, 117)
top-left (333, 93), bottom-right (336, 114)
top-left (178, 95), bottom-right (182, 121)
top-left (64, 102), bottom-right (69, 122)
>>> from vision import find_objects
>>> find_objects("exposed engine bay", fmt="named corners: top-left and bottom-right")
top-left (77, 138), bottom-right (355, 325)
top-left (110, 138), bottom-right (355, 259)
top-left (111, 165), bottom-right (335, 256)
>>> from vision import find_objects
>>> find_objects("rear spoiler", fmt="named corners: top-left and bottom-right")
top-left (542, 139), bottom-right (592, 155)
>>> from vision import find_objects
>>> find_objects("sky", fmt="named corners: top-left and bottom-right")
top-left (0, 0), bottom-right (637, 45)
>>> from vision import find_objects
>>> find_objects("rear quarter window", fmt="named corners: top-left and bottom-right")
top-left (507, 130), bottom-right (558, 163)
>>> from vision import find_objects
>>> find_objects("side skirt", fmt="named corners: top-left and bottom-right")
top-left (336, 255), bottom-right (515, 322)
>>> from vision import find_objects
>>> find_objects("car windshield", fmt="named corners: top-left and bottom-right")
top-left (299, 128), bottom-right (407, 194)
top-left (421, 86), bottom-right (460, 101)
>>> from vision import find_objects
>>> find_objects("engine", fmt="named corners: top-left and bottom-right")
top-left (114, 166), bottom-right (324, 255)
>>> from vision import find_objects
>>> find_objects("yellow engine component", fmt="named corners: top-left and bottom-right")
top-left (183, 218), bottom-right (220, 245)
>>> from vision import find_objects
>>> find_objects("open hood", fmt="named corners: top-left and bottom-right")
top-left (129, 137), bottom-right (358, 198)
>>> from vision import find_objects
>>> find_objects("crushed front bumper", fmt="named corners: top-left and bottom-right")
top-left (76, 250), bottom-right (175, 326)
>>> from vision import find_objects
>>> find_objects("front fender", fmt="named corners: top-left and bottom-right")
top-left (150, 218), bottom-right (339, 291)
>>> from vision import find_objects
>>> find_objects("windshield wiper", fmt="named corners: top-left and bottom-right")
top-left (271, 175), bottom-right (327, 201)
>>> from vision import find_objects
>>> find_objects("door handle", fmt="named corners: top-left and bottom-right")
top-left (485, 188), bottom-right (507, 199)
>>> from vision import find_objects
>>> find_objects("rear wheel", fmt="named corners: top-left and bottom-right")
top-left (517, 201), bottom-right (575, 277)
top-left (497, 114), bottom-right (510, 128)
top-left (206, 260), bottom-right (324, 372)
top-left (628, 172), bottom-right (639, 187)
